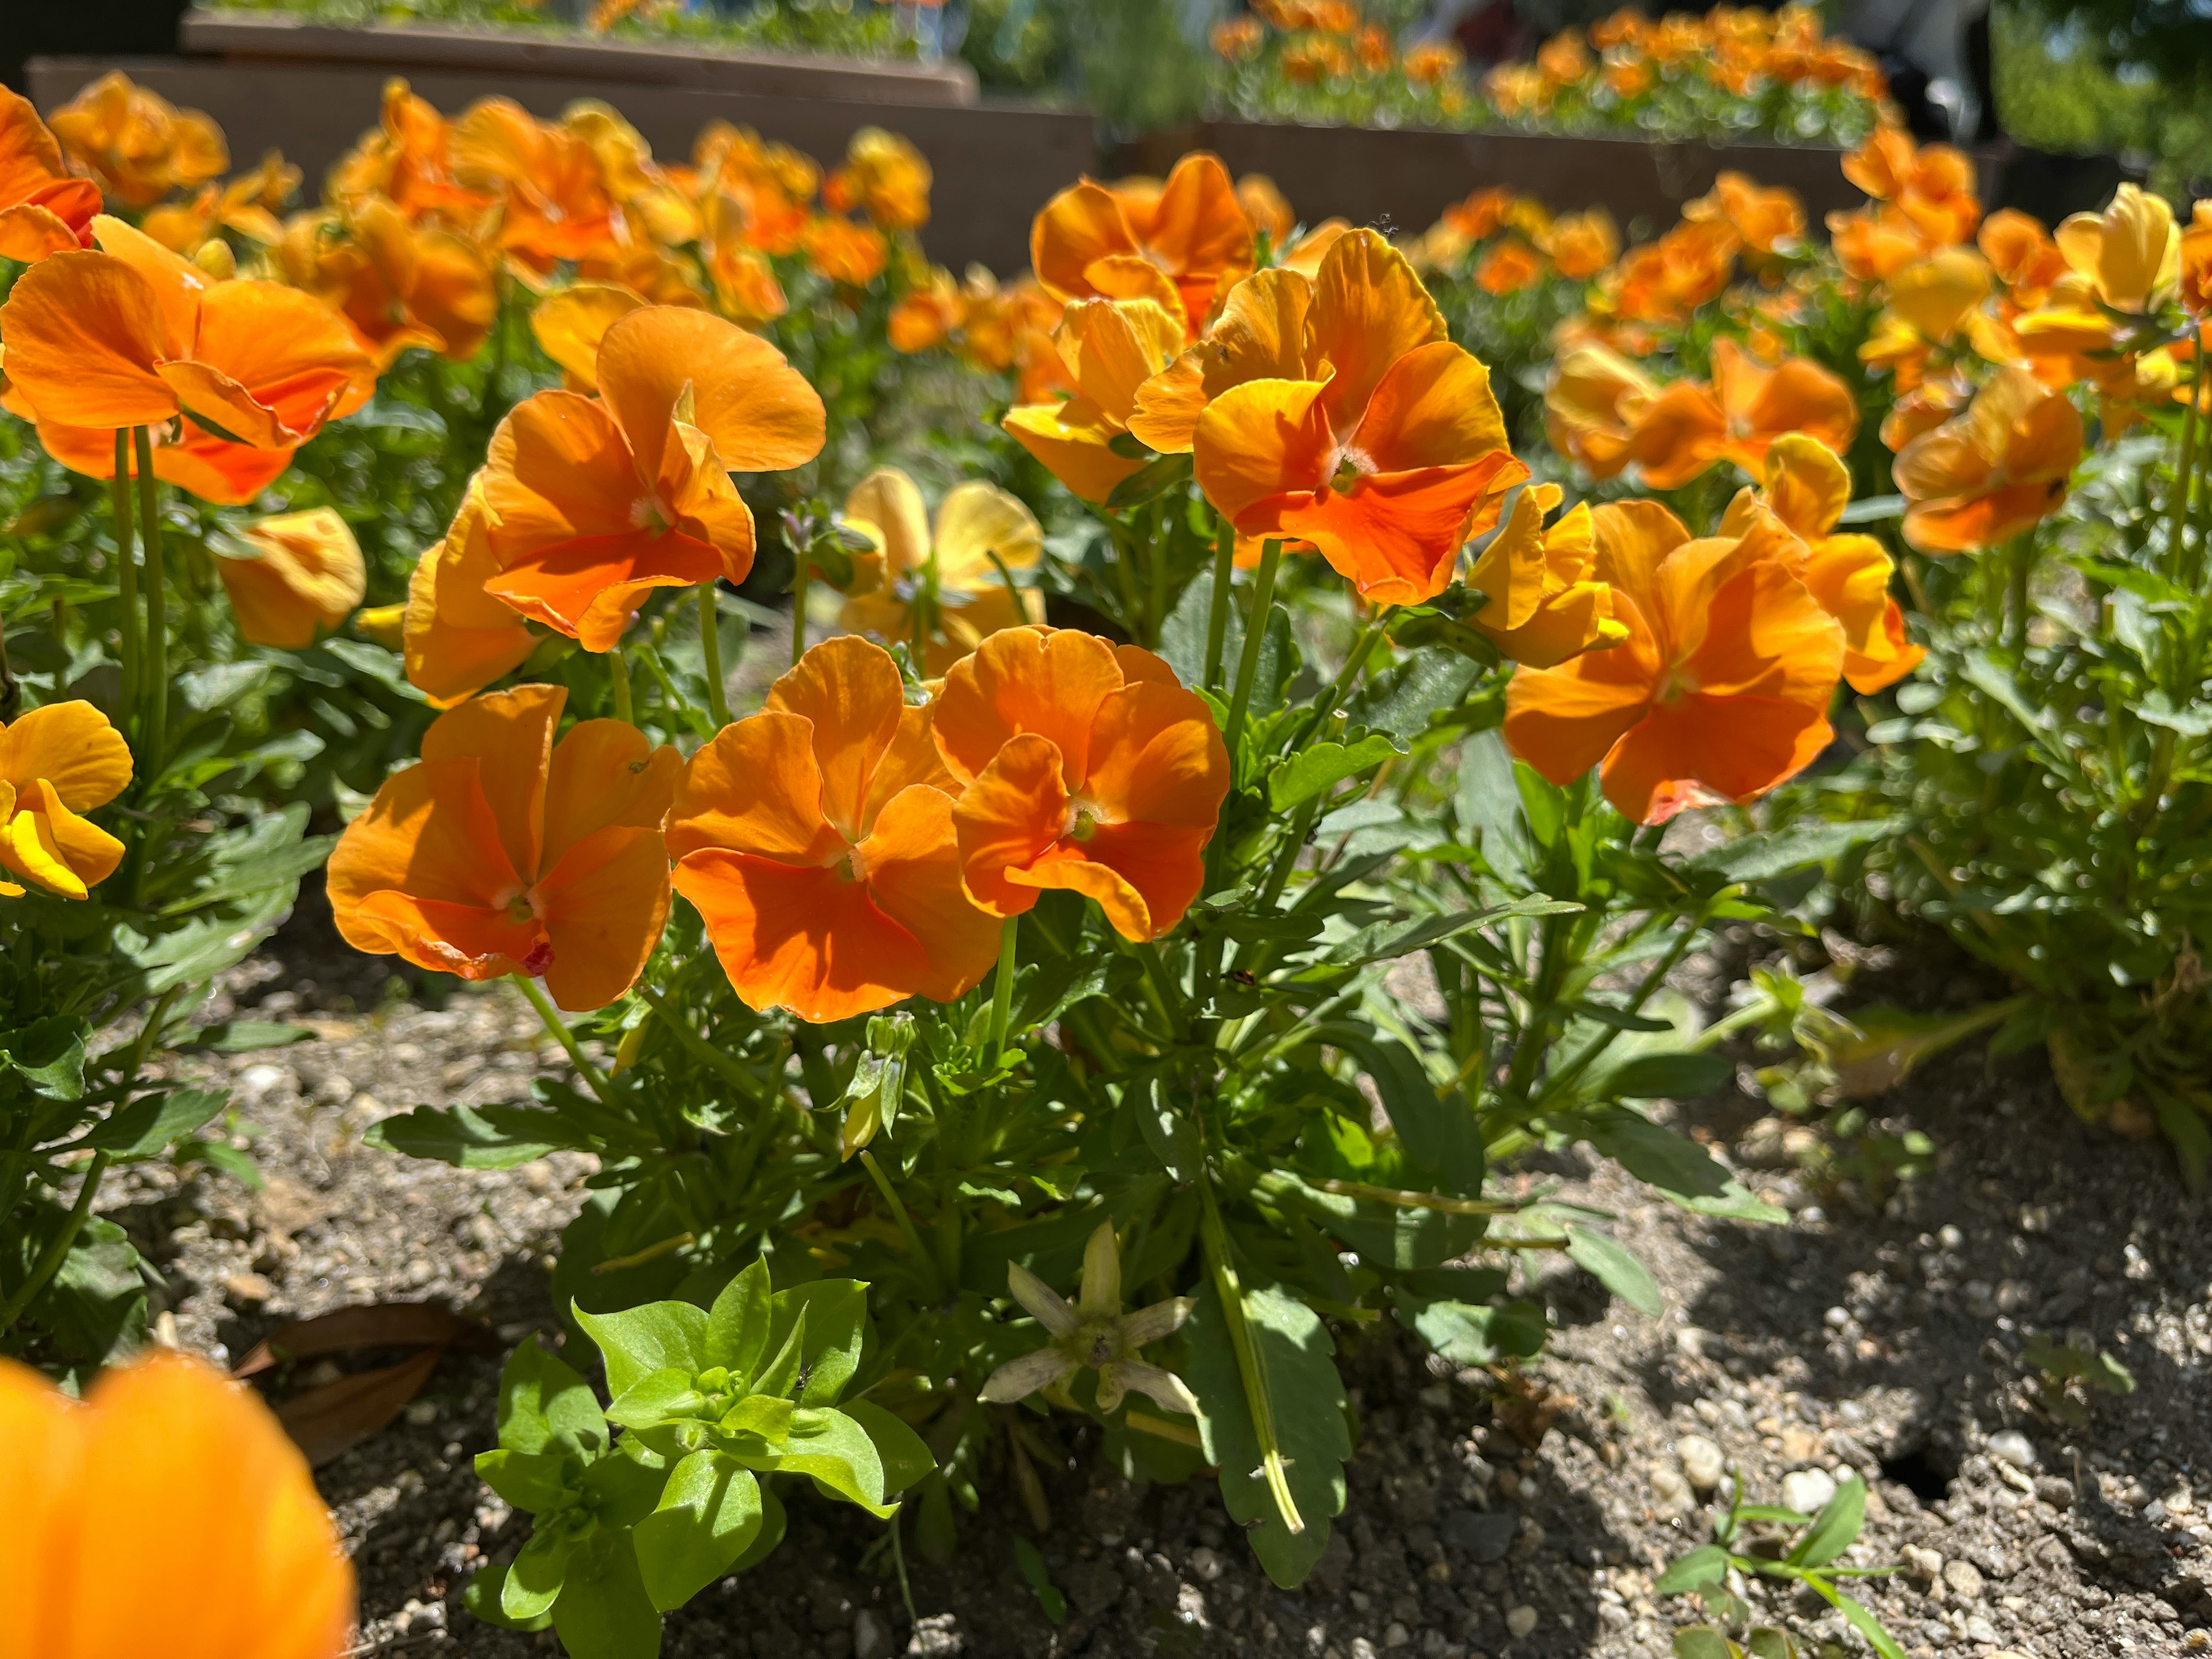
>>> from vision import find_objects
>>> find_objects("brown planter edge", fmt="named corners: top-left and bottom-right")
top-left (180, 9), bottom-right (979, 107)
top-left (29, 55), bottom-right (1089, 275)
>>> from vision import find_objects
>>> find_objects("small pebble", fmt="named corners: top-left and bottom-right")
top-left (853, 1608), bottom-right (893, 1659)
top-left (1902, 1544), bottom-right (1944, 1582)
top-left (404, 1399), bottom-right (440, 1427)
top-left (1383, 1624), bottom-right (1411, 1649)
top-left (1964, 1615), bottom-right (2002, 1644)
top-left (1676, 1434), bottom-right (1724, 1493)
top-left (1988, 1431), bottom-right (2037, 1471)
top-left (1504, 1604), bottom-right (1538, 1638)
top-left (1649, 1464), bottom-right (1695, 1515)
top-left (1781, 1468), bottom-right (1838, 1516)
top-left (1189, 1547), bottom-right (1222, 1582)
top-left (1942, 1559), bottom-right (1984, 1600)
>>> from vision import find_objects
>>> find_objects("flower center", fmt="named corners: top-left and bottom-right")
top-left (1066, 798), bottom-right (1105, 842)
top-left (1656, 659), bottom-right (1700, 707)
top-left (835, 840), bottom-right (869, 884)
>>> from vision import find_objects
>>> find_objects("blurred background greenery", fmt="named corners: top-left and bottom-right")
top-left (1991, 0), bottom-right (2211, 200)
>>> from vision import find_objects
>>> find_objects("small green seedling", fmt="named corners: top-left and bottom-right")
top-left (1657, 1471), bottom-right (1903, 1659)
top-left (2022, 1331), bottom-right (2135, 1427)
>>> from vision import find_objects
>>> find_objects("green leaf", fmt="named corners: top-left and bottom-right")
top-left (1350, 653), bottom-right (1482, 742)
top-left (0, 1016), bottom-right (87, 1098)
top-left (582, 1446), bottom-right (669, 1529)
top-left (463, 1553), bottom-right (555, 1632)
top-left (475, 1447), bottom-right (577, 1514)
top-left (575, 1301), bottom-right (711, 1400)
top-left (1390, 1292), bottom-right (1546, 1366)
top-left (1788, 1473), bottom-right (1866, 1568)
top-left (1672, 1629), bottom-right (1739, 1659)
top-left (1564, 1226), bottom-right (1663, 1317)
top-left (1320, 896), bottom-right (1578, 970)
top-left (179, 1137), bottom-right (263, 1190)
top-left (81, 1087), bottom-right (227, 1160)
top-left (1183, 1279), bottom-right (1351, 1589)
top-left (1268, 734), bottom-right (1403, 810)
top-left (1655, 1543), bottom-right (1731, 1595)
top-left (498, 1339), bottom-right (607, 1459)
top-left (33, 1215), bottom-right (147, 1365)
top-left (1132, 1073), bottom-right (1202, 1183)
top-left (1685, 818), bottom-right (1905, 884)
top-left (605, 1368), bottom-right (706, 1432)
top-left (503, 1524), bottom-right (580, 1621)
top-left (634, 1450), bottom-right (764, 1612)
top-left (731, 1478), bottom-right (787, 1571)
top-left (1335, 1035), bottom-right (1483, 1196)
top-left (705, 1259), bottom-right (775, 1388)
top-left (1745, 1631), bottom-right (1797, 1659)
top-left (1105, 452), bottom-right (1192, 508)
top-left (841, 1399), bottom-right (935, 1497)
top-left (363, 1103), bottom-right (565, 1169)
top-left (551, 1528), bottom-right (663, 1659)
top-left (1598, 1051), bottom-right (1733, 1100)
top-left (1830, 1588), bottom-right (1908, 1659)
top-left (185, 1020), bottom-right (313, 1053)
top-left (1013, 1535), bottom-right (1067, 1624)
top-left (763, 1406), bottom-right (890, 1514)
top-left (764, 1281), bottom-right (869, 1405)
top-left (1584, 1114), bottom-right (1787, 1224)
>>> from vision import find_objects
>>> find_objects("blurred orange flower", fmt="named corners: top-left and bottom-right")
top-left (0, 87), bottom-right (100, 261)
top-left (275, 196), bottom-right (497, 369)
top-left (1404, 41), bottom-right (1463, 85)
top-left (1544, 343), bottom-right (1659, 478)
top-left (801, 214), bottom-right (889, 286)
top-left (1858, 248), bottom-right (1998, 390)
top-left (404, 484), bottom-right (539, 709)
top-left (1626, 338), bottom-right (1858, 490)
top-left (1213, 16), bottom-right (1265, 59)
top-left (839, 467), bottom-right (1044, 675)
top-left (47, 71), bottom-right (226, 209)
top-left (1893, 366), bottom-right (2083, 554)
top-left (1003, 296), bottom-right (1184, 503)
top-left (1504, 501), bottom-right (1844, 825)
top-left (1683, 172), bottom-right (1804, 257)
top-left (1723, 435), bottom-right (1922, 692)
top-left (0, 702), bottom-right (132, 900)
top-left (668, 636), bottom-right (1000, 1021)
top-left (1236, 173), bottom-right (1296, 246)
top-left (0, 215), bottom-right (373, 448)
top-left (1540, 209), bottom-right (1619, 279)
top-left (329, 78), bottom-right (492, 225)
top-left (0, 1350), bottom-right (352, 1659)
top-left (2055, 183), bottom-right (2178, 315)
top-left (889, 266), bottom-right (964, 353)
top-left (934, 627), bottom-right (1230, 941)
top-left (479, 305), bottom-right (825, 650)
top-left (1463, 483), bottom-right (1627, 668)
top-left (1842, 127), bottom-right (1980, 247)
top-left (13, 408), bottom-right (299, 507)
top-left (1827, 203), bottom-right (1938, 282)
top-left (823, 126), bottom-right (931, 232)
top-left (450, 98), bottom-right (623, 275)
top-left (1187, 229), bottom-right (1528, 605)
top-left (219, 509), bottom-right (368, 649)
top-left (1609, 220), bottom-right (1738, 322)
top-left (2183, 202), bottom-right (2212, 317)
top-left (1032, 152), bottom-right (1253, 337)
top-left (1475, 237), bottom-right (1546, 295)
top-left (141, 150), bottom-right (299, 258)
top-left (1978, 209), bottom-right (2069, 311)
top-left (329, 683), bottom-right (679, 1010)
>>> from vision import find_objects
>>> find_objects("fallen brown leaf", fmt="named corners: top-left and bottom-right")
top-left (233, 1301), bottom-right (490, 1467)
top-left (278, 1346), bottom-right (445, 1467)
top-left (232, 1301), bottom-right (483, 1377)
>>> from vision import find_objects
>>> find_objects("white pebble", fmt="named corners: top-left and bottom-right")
top-left (1781, 1468), bottom-right (1838, 1516)
top-left (1676, 1434), bottom-right (1725, 1492)
top-left (1988, 1430), bottom-right (2038, 1470)
top-left (1505, 1604), bottom-right (1539, 1638)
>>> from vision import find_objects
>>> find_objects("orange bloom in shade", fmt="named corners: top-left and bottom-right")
top-left (801, 215), bottom-right (889, 286)
top-left (404, 485), bottom-right (539, 709)
top-left (0, 216), bottom-right (374, 448)
top-left (1723, 435), bottom-right (1923, 693)
top-left (1504, 501), bottom-right (1845, 826)
top-left (1002, 297), bottom-right (1184, 504)
top-left (0, 702), bottom-right (132, 900)
top-left (218, 509), bottom-right (368, 649)
top-left (0, 1350), bottom-right (353, 1659)
top-left (1893, 366), bottom-right (2084, 554)
top-left (933, 627), bottom-right (1230, 942)
top-left (1544, 344), bottom-right (1659, 479)
top-left (838, 467), bottom-right (1045, 675)
top-left (1185, 229), bottom-right (1528, 606)
top-left (1540, 209), bottom-right (1619, 279)
top-left (667, 637), bottom-right (1001, 1022)
top-left (1463, 484), bottom-right (1628, 668)
top-left (329, 684), bottom-right (679, 1010)
top-left (0, 87), bottom-right (100, 261)
top-left (275, 197), bottom-right (498, 369)
top-left (822, 127), bottom-right (931, 232)
top-left (1979, 208), bottom-right (2069, 311)
top-left (479, 305), bottom-right (825, 651)
top-left (1626, 339), bottom-right (1859, 491)
top-left (46, 71), bottom-right (226, 209)
top-left (1842, 126), bottom-right (1980, 247)
top-left (1475, 238), bottom-right (1546, 295)
top-left (1032, 152), bottom-right (1253, 338)
top-left (1684, 172), bottom-right (1804, 257)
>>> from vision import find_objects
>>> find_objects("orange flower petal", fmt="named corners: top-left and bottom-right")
top-left (1032, 179), bottom-right (1138, 302)
top-left (1001, 400), bottom-right (1148, 505)
top-left (1599, 694), bottom-right (1834, 825)
top-left (0, 700), bottom-right (133, 813)
top-left (1308, 228), bottom-right (1446, 435)
top-left (1271, 453), bottom-right (1527, 608)
top-left (667, 713), bottom-right (842, 866)
top-left (933, 626), bottom-right (1126, 787)
top-left (529, 281), bottom-right (645, 392)
top-left (220, 509), bottom-right (366, 648)
top-left (419, 682), bottom-right (563, 882)
top-left (0, 249), bottom-right (178, 428)
top-left (594, 304), bottom-right (825, 479)
top-left (673, 849), bottom-right (931, 1022)
top-left (764, 634), bottom-right (909, 844)
top-left (950, 730), bottom-right (1067, 918)
top-left (404, 489), bottom-right (539, 708)
top-left (1, 777), bottom-right (126, 898)
top-left (536, 823), bottom-right (672, 1010)
top-left (853, 782), bottom-right (1003, 1000)
top-left (1346, 340), bottom-right (1512, 473)
top-left (1191, 376), bottom-right (1336, 522)
top-left (541, 717), bottom-right (680, 873)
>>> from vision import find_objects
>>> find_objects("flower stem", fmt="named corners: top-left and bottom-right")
top-left (1197, 1173), bottom-right (1303, 1536)
top-left (859, 1148), bottom-right (942, 1296)
top-left (1202, 515), bottom-right (1237, 688)
top-left (1287, 604), bottom-right (1392, 755)
top-left (986, 915), bottom-right (1020, 1059)
top-left (1222, 539), bottom-right (1283, 763)
top-left (518, 975), bottom-right (615, 1107)
top-left (698, 585), bottom-right (730, 729)
top-left (791, 559), bottom-right (810, 668)
top-left (608, 644), bottom-right (634, 725)
top-left (132, 427), bottom-right (165, 771)
top-left (110, 431), bottom-right (138, 735)
top-left (0, 1150), bottom-right (111, 1336)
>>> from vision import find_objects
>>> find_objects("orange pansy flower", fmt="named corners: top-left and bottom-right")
top-left (1626, 338), bottom-right (1859, 491)
top-left (1475, 238), bottom-right (1546, 296)
top-left (2054, 183), bottom-right (2179, 315)
top-left (1978, 208), bottom-right (2069, 312)
top-left (1186, 229), bottom-right (1528, 606)
top-left (1826, 204), bottom-right (1937, 283)
top-left (1463, 484), bottom-right (1628, 668)
top-left (1841, 126), bottom-right (1980, 247)
top-left (329, 683), bottom-right (679, 1011)
top-left (1683, 171), bottom-right (1804, 256)
top-left (1858, 248), bottom-right (1998, 391)
top-left (0, 86), bottom-right (100, 262)
top-left (1608, 220), bottom-right (1738, 323)
top-left (1722, 435), bottom-right (1922, 693)
top-left (1032, 152), bottom-right (1253, 338)
top-left (668, 637), bottom-right (1001, 1022)
top-left (1893, 366), bottom-right (2083, 554)
top-left (0, 702), bottom-right (132, 901)
top-left (934, 627), bottom-right (1230, 942)
top-left (0, 1350), bottom-right (353, 1659)
top-left (141, 150), bottom-right (300, 260)
top-left (822, 127), bottom-right (931, 232)
top-left (219, 509), bottom-right (368, 649)
top-left (1544, 344), bottom-right (1660, 480)
top-left (0, 215), bottom-right (374, 448)
top-left (404, 484), bottom-right (539, 709)
top-left (479, 305), bottom-right (825, 651)
top-left (1540, 209), bottom-right (1619, 279)
top-left (839, 467), bottom-right (1045, 676)
top-left (801, 215), bottom-right (889, 287)
top-left (2181, 201), bottom-right (2212, 317)
top-left (889, 266), bottom-right (963, 353)
top-left (328, 78), bottom-right (493, 226)
top-left (1505, 501), bottom-right (1844, 825)
top-left (450, 99), bottom-right (623, 276)
top-left (47, 71), bottom-right (226, 209)
top-left (1002, 296), bottom-right (1184, 505)
top-left (13, 411), bottom-right (298, 508)
top-left (1235, 173), bottom-right (1296, 246)
top-left (275, 196), bottom-right (498, 369)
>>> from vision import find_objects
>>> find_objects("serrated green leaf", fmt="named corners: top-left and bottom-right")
top-left (362, 1103), bottom-right (570, 1169)
top-left (1268, 734), bottom-right (1403, 810)
top-left (80, 1087), bottom-right (226, 1160)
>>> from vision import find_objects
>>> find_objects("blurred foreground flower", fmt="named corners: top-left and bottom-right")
top-left (1893, 367), bottom-right (2083, 554)
top-left (219, 509), bottom-right (367, 649)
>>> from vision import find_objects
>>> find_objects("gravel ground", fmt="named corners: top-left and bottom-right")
top-left (90, 901), bottom-right (2212, 1659)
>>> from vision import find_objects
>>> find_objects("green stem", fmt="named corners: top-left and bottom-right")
top-left (518, 976), bottom-right (616, 1108)
top-left (791, 560), bottom-right (810, 668)
top-left (635, 984), bottom-right (770, 1105)
top-left (986, 915), bottom-right (1020, 1058)
top-left (608, 644), bottom-right (634, 725)
top-left (1222, 539), bottom-right (1283, 763)
top-left (1133, 940), bottom-right (1190, 1042)
top-left (110, 431), bottom-right (138, 734)
top-left (133, 427), bottom-right (165, 771)
top-left (1203, 517), bottom-right (1236, 687)
top-left (698, 586), bottom-right (730, 729)
top-left (1286, 605), bottom-right (1392, 756)
top-left (1196, 1173), bottom-right (1303, 1536)
top-left (2167, 331), bottom-right (2203, 589)
top-left (2007, 533), bottom-right (2033, 658)
top-left (0, 1150), bottom-right (111, 1335)
top-left (859, 1149), bottom-right (942, 1296)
